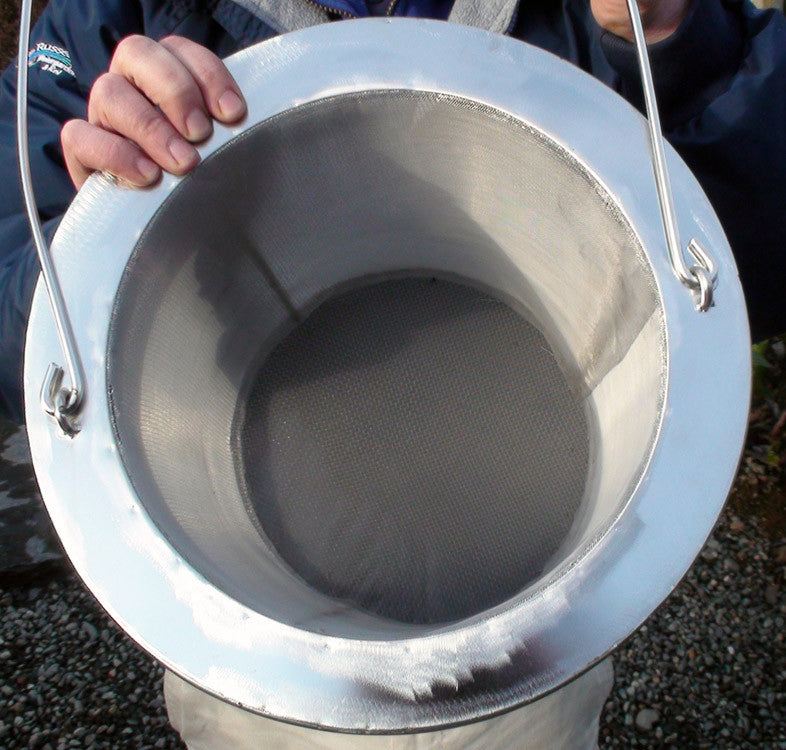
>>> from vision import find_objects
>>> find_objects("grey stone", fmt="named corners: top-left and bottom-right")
top-left (80, 622), bottom-right (98, 642)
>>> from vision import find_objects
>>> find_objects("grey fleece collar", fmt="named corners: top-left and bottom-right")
top-left (449, 0), bottom-right (519, 34)
top-left (229, 0), bottom-right (327, 32)
top-left (229, 0), bottom-right (519, 34)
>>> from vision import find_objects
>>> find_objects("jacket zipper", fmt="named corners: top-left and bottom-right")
top-left (304, 0), bottom-right (401, 18)
top-left (304, 0), bottom-right (356, 19)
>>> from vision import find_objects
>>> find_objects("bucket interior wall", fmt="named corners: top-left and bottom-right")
top-left (108, 91), bottom-right (666, 637)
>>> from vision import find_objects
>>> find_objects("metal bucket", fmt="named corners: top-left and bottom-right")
top-left (20, 17), bottom-right (750, 733)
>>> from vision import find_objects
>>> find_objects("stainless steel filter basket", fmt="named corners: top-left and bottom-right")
top-left (22, 18), bottom-right (750, 733)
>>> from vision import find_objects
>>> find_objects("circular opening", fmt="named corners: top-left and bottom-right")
top-left (107, 90), bottom-right (665, 638)
top-left (240, 276), bottom-right (589, 624)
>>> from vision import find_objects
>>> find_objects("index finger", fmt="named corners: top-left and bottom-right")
top-left (160, 35), bottom-right (247, 124)
top-left (109, 35), bottom-right (213, 141)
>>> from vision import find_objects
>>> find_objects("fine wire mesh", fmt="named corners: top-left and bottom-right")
top-left (106, 88), bottom-right (665, 635)
top-left (240, 277), bottom-right (589, 624)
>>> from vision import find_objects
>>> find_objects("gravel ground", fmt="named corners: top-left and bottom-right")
top-left (601, 507), bottom-right (786, 748)
top-left (0, 574), bottom-right (183, 749)
top-left (0, 496), bottom-right (783, 749)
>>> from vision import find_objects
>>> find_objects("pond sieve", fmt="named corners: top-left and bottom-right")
top-left (21, 19), bottom-right (750, 733)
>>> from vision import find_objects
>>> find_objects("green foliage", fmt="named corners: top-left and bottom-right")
top-left (752, 341), bottom-right (774, 399)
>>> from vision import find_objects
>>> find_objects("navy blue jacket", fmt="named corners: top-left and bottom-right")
top-left (1, 0), bottom-right (785, 421)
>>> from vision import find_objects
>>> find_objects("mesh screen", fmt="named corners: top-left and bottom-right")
top-left (240, 277), bottom-right (589, 624)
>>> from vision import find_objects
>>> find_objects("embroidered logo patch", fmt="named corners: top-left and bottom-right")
top-left (27, 42), bottom-right (75, 78)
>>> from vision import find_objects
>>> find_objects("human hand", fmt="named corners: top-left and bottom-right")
top-left (61, 35), bottom-right (246, 189)
top-left (590, 0), bottom-right (691, 43)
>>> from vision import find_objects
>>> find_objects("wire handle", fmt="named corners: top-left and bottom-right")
top-left (625, 0), bottom-right (718, 311)
top-left (14, 0), bottom-right (717, 440)
top-left (17, 0), bottom-right (84, 436)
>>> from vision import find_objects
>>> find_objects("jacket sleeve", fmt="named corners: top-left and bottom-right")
top-left (0, 0), bottom-right (145, 422)
top-left (601, 0), bottom-right (786, 341)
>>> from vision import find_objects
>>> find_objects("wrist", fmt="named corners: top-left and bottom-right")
top-left (638, 0), bottom-right (692, 43)
top-left (599, 0), bottom-right (745, 129)
top-left (593, 0), bottom-right (693, 44)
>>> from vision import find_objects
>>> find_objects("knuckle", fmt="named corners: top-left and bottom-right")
top-left (159, 34), bottom-right (187, 51)
top-left (113, 34), bottom-right (149, 63)
top-left (88, 72), bottom-right (120, 115)
top-left (160, 79), bottom-right (198, 109)
top-left (104, 138), bottom-right (131, 170)
top-left (134, 108), bottom-right (170, 143)
top-left (90, 71), bottom-right (114, 98)
top-left (87, 72), bottom-right (116, 122)
top-left (198, 64), bottom-right (230, 93)
top-left (60, 119), bottom-right (81, 150)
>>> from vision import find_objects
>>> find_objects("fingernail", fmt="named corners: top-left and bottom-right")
top-left (135, 156), bottom-right (160, 185)
top-left (218, 90), bottom-right (245, 121)
top-left (168, 137), bottom-right (199, 169)
top-left (185, 108), bottom-right (211, 141)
